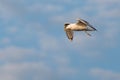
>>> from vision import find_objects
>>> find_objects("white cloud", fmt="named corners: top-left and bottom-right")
top-left (5, 26), bottom-right (18, 34)
top-left (39, 34), bottom-right (61, 52)
top-left (58, 66), bottom-right (78, 76)
top-left (86, 0), bottom-right (120, 19)
top-left (0, 0), bottom-right (118, 59)
top-left (28, 3), bottom-right (63, 14)
top-left (0, 1), bottom-right (16, 19)
top-left (0, 61), bottom-right (78, 80)
top-left (90, 68), bottom-right (120, 80)
top-left (0, 62), bottom-right (52, 80)
top-left (0, 37), bottom-right (11, 44)
top-left (37, 29), bottom-right (66, 53)
top-left (49, 8), bottom-right (86, 24)
top-left (0, 46), bottom-right (39, 62)
top-left (50, 0), bottom-right (120, 54)
top-left (0, 0), bottom-right (119, 80)
top-left (0, 45), bottom-right (78, 80)
top-left (51, 0), bottom-right (73, 3)
top-left (87, 0), bottom-right (120, 4)
top-left (0, 0), bottom-right (27, 21)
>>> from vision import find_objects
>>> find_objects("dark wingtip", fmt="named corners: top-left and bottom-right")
top-left (90, 26), bottom-right (97, 31)
top-left (94, 28), bottom-right (97, 31)
top-left (69, 39), bottom-right (73, 41)
top-left (69, 38), bottom-right (73, 41)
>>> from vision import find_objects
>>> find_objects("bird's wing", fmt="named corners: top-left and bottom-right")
top-left (76, 19), bottom-right (87, 26)
top-left (77, 19), bottom-right (88, 25)
top-left (78, 19), bottom-right (97, 31)
top-left (87, 24), bottom-right (97, 31)
top-left (65, 29), bottom-right (73, 41)
top-left (84, 31), bottom-right (91, 36)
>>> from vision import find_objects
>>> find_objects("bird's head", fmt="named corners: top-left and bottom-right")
top-left (64, 23), bottom-right (70, 30)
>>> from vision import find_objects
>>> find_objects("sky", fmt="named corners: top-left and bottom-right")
top-left (0, 0), bottom-right (120, 80)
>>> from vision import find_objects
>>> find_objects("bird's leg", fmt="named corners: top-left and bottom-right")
top-left (84, 31), bottom-right (91, 36)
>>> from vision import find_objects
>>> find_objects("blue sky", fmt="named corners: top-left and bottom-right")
top-left (0, 0), bottom-right (120, 80)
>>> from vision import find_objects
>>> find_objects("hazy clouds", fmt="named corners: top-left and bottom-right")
top-left (0, 0), bottom-right (120, 80)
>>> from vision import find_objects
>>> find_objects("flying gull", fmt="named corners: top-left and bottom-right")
top-left (64, 18), bottom-right (97, 41)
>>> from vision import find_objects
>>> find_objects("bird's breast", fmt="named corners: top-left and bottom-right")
top-left (66, 24), bottom-right (86, 30)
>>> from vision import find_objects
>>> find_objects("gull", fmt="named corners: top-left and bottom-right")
top-left (64, 18), bottom-right (97, 41)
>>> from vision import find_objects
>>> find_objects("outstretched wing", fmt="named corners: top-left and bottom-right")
top-left (65, 29), bottom-right (73, 41)
top-left (77, 19), bottom-right (97, 31)
top-left (76, 19), bottom-right (87, 27)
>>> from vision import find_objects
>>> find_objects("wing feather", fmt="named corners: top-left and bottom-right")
top-left (65, 29), bottom-right (73, 41)
top-left (77, 19), bottom-right (97, 31)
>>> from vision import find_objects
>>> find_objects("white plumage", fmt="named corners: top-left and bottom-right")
top-left (64, 18), bottom-right (97, 41)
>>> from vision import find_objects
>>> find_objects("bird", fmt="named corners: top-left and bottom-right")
top-left (64, 18), bottom-right (97, 41)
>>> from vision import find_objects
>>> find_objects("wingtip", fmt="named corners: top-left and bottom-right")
top-left (94, 28), bottom-right (97, 31)
top-left (69, 38), bottom-right (73, 41)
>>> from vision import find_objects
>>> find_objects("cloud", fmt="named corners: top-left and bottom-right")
top-left (28, 3), bottom-right (63, 14)
top-left (38, 32), bottom-right (62, 52)
top-left (0, 61), bottom-right (78, 80)
top-left (0, 0), bottom-right (28, 21)
top-left (0, 0), bottom-right (120, 80)
top-left (90, 68), bottom-right (120, 80)
top-left (0, 0), bottom-right (119, 58)
top-left (0, 62), bottom-right (52, 80)
top-left (87, 0), bottom-right (120, 4)
top-left (0, 52), bottom-right (75, 80)
top-left (0, 46), bottom-right (39, 62)
top-left (86, 0), bottom-right (120, 20)
top-left (0, 37), bottom-right (11, 44)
